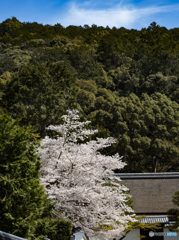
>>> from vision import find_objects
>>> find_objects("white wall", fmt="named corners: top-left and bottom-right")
top-left (73, 231), bottom-right (85, 240)
top-left (122, 229), bottom-right (140, 240)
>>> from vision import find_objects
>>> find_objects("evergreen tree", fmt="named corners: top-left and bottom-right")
top-left (0, 110), bottom-right (72, 239)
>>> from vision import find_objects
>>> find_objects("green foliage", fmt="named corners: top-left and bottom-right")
top-left (0, 56), bottom-right (16, 75)
top-left (2, 47), bottom-right (32, 69)
top-left (92, 224), bottom-right (115, 231)
top-left (168, 191), bottom-right (179, 232)
top-left (113, 93), bottom-right (179, 172)
top-left (0, 17), bottom-right (178, 173)
top-left (0, 110), bottom-right (72, 239)
top-left (101, 182), bottom-right (119, 188)
top-left (68, 43), bottom-right (104, 80)
top-left (75, 79), bottom-right (97, 112)
top-left (2, 61), bottom-right (76, 137)
top-left (172, 191), bottom-right (179, 206)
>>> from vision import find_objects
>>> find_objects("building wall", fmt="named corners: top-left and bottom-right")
top-left (121, 228), bottom-right (140, 240)
top-left (73, 231), bottom-right (88, 240)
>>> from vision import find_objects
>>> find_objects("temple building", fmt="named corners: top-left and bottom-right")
top-left (115, 172), bottom-right (179, 240)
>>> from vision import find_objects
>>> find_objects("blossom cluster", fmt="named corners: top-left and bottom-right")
top-left (39, 110), bottom-right (136, 238)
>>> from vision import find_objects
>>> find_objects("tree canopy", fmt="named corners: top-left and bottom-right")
top-left (2, 61), bottom-right (76, 137)
top-left (0, 17), bottom-right (178, 173)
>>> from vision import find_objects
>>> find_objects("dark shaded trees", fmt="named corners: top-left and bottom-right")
top-left (2, 61), bottom-right (76, 137)
top-left (113, 93), bottom-right (179, 172)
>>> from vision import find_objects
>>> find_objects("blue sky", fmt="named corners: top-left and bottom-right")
top-left (0, 0), bottom-right (179, 29)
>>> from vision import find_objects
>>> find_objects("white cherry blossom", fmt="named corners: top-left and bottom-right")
top-left (39, 110), bottom-right (136, 239)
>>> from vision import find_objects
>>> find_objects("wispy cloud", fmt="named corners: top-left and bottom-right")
top-left (57, 2), bottom-right (179, 29)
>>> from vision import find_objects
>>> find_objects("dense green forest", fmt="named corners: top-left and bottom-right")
top-left (0, 17), bottom-right (178, 173)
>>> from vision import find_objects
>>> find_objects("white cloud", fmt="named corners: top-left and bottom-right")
top-left (56, 2), bottom-right (179, 29)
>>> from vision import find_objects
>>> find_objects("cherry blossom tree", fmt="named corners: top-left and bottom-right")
top-left (39, 110), bottom-right (136, 239)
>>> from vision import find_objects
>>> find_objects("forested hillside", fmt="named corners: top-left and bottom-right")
top-left (0, 17), bottom-right (178, 173)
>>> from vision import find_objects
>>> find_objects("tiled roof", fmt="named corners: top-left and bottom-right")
top-left (114, 172), bottom-right (179, 214)
top-left (114, 172), bottom-right (179, 179)
top-left (140, 216), bottom-right (169, 224)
